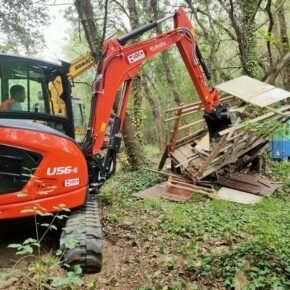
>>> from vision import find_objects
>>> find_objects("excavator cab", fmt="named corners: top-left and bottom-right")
top-left (0, 53), bottom-right (75, 138)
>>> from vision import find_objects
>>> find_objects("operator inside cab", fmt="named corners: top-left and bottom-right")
top-left (9, 85), bottom-right (26, 111)
top-left (0, 85), bottom-right (26, 111)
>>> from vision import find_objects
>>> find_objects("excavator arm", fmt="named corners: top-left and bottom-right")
top-left (82, 8), bottom-right (230, 185)
top-left (66, 51), bottom-right (95, 80)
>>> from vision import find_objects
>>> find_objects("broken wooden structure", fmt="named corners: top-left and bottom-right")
top-left (136, 76), bottom-right (289, 203)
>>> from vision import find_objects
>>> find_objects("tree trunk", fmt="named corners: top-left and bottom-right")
top-left (277, 2), bottom-right (290, 90)
top-left (217, 0), bottom-right (260, 78)
top-left (263, 52), bottom-right (290, 84)
top-left (123, 112), bottom-right (145, 168)
top-left (75, 0), bottom-right (145, 168)
top-left (235, 0), bottom-right (259, 77)
top-left (142, 76), bottom-right (164, 150)
top-left (74, 0), bottom-right (102, 58)
top-left (150, 0), bottom-right (181, 104)
top-left (128, 0), bottom-right (143, 145)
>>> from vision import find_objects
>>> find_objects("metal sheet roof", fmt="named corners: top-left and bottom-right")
top-left (217, 75), bottom-right (290, 107)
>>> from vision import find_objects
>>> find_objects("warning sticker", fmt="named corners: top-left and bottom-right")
top-left (100, 122), bottom-right (107, 132)
top-left (65, 178), bottom-right (80, 187)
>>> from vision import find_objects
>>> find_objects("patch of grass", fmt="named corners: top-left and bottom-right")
top-left (183, 196), bottom-right (290, 289)
top-left (99, 159), bottom-right (290, 289)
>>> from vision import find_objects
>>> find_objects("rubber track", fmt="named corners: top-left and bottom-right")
top-left (60, 194), bottom-right (103, 273)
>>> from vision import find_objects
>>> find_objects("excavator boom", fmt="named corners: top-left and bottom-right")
top-left (85, 8), bottom-right (224, 157)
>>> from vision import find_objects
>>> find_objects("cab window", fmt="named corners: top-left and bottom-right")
top-left (0, 58), bottom-right (68, 117)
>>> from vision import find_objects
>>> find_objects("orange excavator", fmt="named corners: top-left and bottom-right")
top-left (0, 8), bottom-right (231, 272)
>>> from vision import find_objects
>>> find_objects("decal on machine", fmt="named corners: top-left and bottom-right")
top-left (65, 178), bottom-right (80, 187)
top-left (127, 50), bottom-right (145, 64)
top-left (47, 166), bottom-right (78, 176)
top-left (149, 41), bottom-right (166, 52)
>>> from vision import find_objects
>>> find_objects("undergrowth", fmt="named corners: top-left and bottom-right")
top-left (100, 159), bottom-right (290, 289)
top-left (2, 156), bottom-right (289, 289)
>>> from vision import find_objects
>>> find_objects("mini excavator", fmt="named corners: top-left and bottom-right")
top-left (0, 8), bottom-right (233, 272)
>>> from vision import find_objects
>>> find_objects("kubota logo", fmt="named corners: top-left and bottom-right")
top-left (47, 166), bottom-right (78, 176)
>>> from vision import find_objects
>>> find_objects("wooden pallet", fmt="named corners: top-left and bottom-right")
top-left (133, 175), bottom-right (217, 201)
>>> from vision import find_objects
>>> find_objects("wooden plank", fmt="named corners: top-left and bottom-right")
top-left (265, 105), bottom-right (289, 116)
top-left (165, 109), bottom-right (201, 122)
top-left (199, 137), bottom-right (268, 179)
top-left (217, 76), bottom-right (275, 100)
top-left (168, 180), bottom-right (217, 198)
top-left (193, 120), bottom-right (240, 179)
top-left (178, 119), bottom-right (205, 131)
top-left (158, 144), bottom-right (169, 170)
top-left (174, 154), bottom-right (199, 169)
top-left (168, 107), bottom-right (182, 151)
top-left (217, 173), bottom-right (282, 196)
top-left (166, 100), bottom-right (203, 113)
top-left (166, 95), bottom-right (235, 113)
top-left (170, 144), bottom-right (193, 165)
top-left (175, 129), bottom-right (207, 147)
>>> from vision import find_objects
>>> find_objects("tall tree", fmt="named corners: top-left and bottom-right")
top-left (150, 0), bottom-right (182, 104)
top-left (128, 0), bottom-right (143, 144)
top-left (217, 0), bottom-right (261, 77)
top-left (74, 0), bottom-right (145, 168)
top-left (276, 1), bottom-right (290, 90)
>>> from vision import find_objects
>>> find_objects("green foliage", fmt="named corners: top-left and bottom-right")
top-left (51, 265), bottom-right (84, 288)
top-left (244, 119), bottom-right (287, 138)
top-left (8, 238), bottom-right (40, 255)
top-left (100, 169), bottom-right (166, 203)
top-left (6, 184), bottom-right (84, 289)
top-left (99, 158), bottom-right (290, 288)
top-left (194, 236), bottom-right (290, 289)
top-left (0, 0), bottom-right (49, 53)
top-left (183, 195), bottom-right (290, 289)
top-left (258, 29), bottom-right (285, 48)
top-left (0, 271), bottom-right (20, 289)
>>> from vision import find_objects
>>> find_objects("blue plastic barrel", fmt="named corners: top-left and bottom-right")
top-left (269, 120), bottom-right (290, 161)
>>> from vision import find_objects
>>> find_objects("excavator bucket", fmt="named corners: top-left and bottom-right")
top-left (157, 76), bottom-right (289, 201)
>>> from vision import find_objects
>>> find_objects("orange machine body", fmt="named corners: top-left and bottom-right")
top-left (0, 121), bottom-right (88, 219)
top-left (0, 8), bottom-right (225, 220)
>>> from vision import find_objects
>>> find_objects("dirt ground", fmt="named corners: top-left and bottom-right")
top-left (0, 216), bottom-right (178, 290)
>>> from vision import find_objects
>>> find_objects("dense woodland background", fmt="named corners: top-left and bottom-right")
top-left (1, 0), bottom-right (289, 167)
top-left (0, 1), bottom-right (290, 289)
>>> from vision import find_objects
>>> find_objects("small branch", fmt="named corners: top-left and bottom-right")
top-left (100, 0), bottom-right (109, 45)
top-left (262, 51), bottom-right (290, 83)
top-left (196, 8), bottom-right (236, 40)
top-left (111, 0), bottom-right (130, 19)
top-left (265, 0), bottom-right (274, 66)
top-left (249, 0), bottom-right (263, 24)
top-left (184, 0), bottom-right (208, 38)
top-left (255, 0), bottom-right (287, 30)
